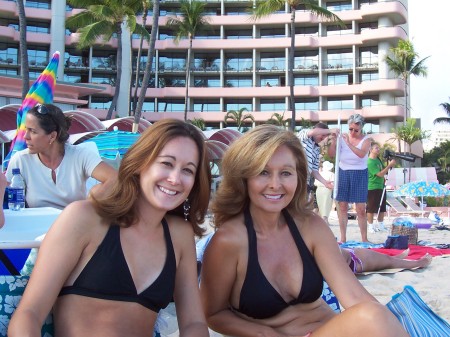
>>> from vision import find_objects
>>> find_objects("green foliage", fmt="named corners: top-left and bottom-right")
top-left (166, 0), bottom-right (210, 42)
top-left (266, 112), bottom-right (290, 128)
top-left (433, 98), bottom-right (450, 125)
top-left (189, 118), bottom-right (206, 131)
top-left (224, 108), bottom-right (255, 132)
top-left (423, 140), bottom-right (450, 184)
top-left (390, 118), bottom-right (430, 153)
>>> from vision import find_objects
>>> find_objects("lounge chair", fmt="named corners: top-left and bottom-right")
top-left (401, 197), bottom-right (428, 217)
top-left (386, 195), bottom-right (422, 218)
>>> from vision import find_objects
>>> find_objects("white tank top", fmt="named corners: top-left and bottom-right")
top-left (338, 136), bottom-right (368, 170)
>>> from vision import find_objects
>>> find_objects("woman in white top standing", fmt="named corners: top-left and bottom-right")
top-left (328, 114), bottom-right (371, 243)
top-left (5, 104), bottom-right (117, 210)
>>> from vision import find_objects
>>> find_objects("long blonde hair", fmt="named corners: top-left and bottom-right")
top-left (92, 119), bottom-right (211, 236)
top-left (211, 124), bottom-right (312, 227)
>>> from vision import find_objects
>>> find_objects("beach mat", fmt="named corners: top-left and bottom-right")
top-left (371, 245), bottom-right (450, 260)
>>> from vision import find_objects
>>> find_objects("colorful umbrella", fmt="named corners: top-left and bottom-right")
top-left (83, 130), bottom-right (140, 160)
top-left (205, 140), bottom-right (229, 161)
top-left (3, 51), bottom-right (59, 171)
top-left (393, 181), bottom-right (450, 210)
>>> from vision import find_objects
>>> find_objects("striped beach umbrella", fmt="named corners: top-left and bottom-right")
top-left (84, 130), bottom-right (141, 160)
top-left (3, 51), bottom-right (59, 171)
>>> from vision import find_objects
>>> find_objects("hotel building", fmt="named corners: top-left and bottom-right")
top-left (0, 0), bottom-right (409, 132)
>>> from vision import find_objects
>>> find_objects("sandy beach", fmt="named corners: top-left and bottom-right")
top-left (327, 210), bottom-right (450, 322)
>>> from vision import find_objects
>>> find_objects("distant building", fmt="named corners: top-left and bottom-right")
top-left (0, 0), bottom-right (409, 130)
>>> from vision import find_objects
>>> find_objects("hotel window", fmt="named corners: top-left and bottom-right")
top-left (158, 100), bottom-right (185, 112)
top-left (0, 69), bottom-right (18, 76)
top-left (194, 53), bottom-right (220, 71)
top-left (360, 71), bottom-right (378, 82)
top-left (225, 29), bottom-right (252, 39)
top-left (359, 46), bottom-right (378, 67)
top-left (225, 77), bottom-right (252, 87)
top-left (225, 7), bottom-right (248, 16)
top-left (194, 77), bottom-right (220, 87)
top-left (260, 99), bottom-right (285, 112)
top-left (225, 53), bottom-right (252, 71)
top-left (0, 43), bottom-right (18, 64)
top-left (294, 75), bottom-right (319, 86)
top-left (360, 95), bottom-right (379, 108)
top-left (327, 73), bottom-right (349, 85)
top-left (225, 100), bottom-right (253, 112)
top-left (159, 53), bottom-right (186, 71)
top-left (260, 27), bottom-right (285, 38)
top-left (295, 26), bottom-right (319, 36)
top-left (294, 50), bottom-right (319, 70)
top-left (326, 24), bottom-right (352, 36)
top-left (25, 0), bottom-right (51, 9)
top-left (158, 77), bottom-right (185, 88)
top-left (295, 98), bottom-right (319, 111)
top-left (326, 48), bottom-right (352, 69)
top-left (327, 97), bottom-right (353, 110)
top-left (260, 52), bottom-right (285, 71)
top-left (359, 22), bottom-right (377, 33)
top-left (326, 1), bottom-right (352, 11)
top-left (63, 74), bottom-right (81, 83)
top-left (141, 100), bottom-right (155, 112)
top-left (27, 47), bottom-right (49, 67)
top-left (193, 99), bottom-right (220, 112)
top-left (91, 96), bottom-right (112, 110)
top-left (260, 77), bottom-right (279, 87)
top-left (359, 0), bottom-right (378, 9)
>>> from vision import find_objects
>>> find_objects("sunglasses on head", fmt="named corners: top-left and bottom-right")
top-left (349, 128), bottom-right (360, 133)
top-left (36, 104), bottom-right (51, 115)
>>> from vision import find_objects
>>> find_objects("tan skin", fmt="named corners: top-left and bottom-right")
top-left (8, 137), bottom-right (209, 337)
top-left (201, 145), bottom-right (408, 337)
top-left (328, 123), bottom-right (371, 242)
top-left (0, 173), bottom-right (6, 228)
top-left (24, 113), bottom-right (116, 197)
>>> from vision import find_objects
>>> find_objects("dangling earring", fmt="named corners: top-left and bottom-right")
top-left (183, 198), bottom-right (190, 221)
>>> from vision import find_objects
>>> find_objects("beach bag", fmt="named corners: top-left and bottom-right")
top-left (391, 217), bottom-right (418, 245)
top-left (386, 285), bottom-right (450, 337)
top-left (384, 235), bottom-right (409, 249)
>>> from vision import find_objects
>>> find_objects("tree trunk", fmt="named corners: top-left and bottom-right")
top-left (131, 1), bottom-right (149, 115)
top-left (288, 9), bottom-right (296, 131)
top-left (106, 25), bottom-right (123, 120)
top-left (17, 0), bottom-right (29, 98)
top-left (184, 36), bottom-right (192, 121)
top-left (134, 0), bottom-right (159, 131)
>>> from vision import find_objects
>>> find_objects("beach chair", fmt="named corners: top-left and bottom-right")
top-left (401, 197), bottom-right (428, 217)
top-left (386, 195), bottom-right (422, 218)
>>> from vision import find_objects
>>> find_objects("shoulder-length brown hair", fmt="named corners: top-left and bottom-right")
top-left (211, 124), bottom-right (312, 227)
top-left (93, 119), bottom-right (211, 236)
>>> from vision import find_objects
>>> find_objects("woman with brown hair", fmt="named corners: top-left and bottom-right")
top-left (9, 119), bottom-right (212, 337)
top-left (200, 124), bottom-right (408, 337)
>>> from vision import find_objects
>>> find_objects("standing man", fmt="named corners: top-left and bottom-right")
top-left (367, 143), bottom-right (396, 233)
top-left (298, 122), bottom-right (339, 206)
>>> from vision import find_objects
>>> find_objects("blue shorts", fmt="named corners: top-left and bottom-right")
top-left (336, 168), bottom-right (368, 203)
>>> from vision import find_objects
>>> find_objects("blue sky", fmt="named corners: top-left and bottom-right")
top-left (409, 1), bottom-right (450, 132)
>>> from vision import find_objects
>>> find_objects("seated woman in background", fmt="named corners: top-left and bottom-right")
top-left (8, 119), bottom-right (212, 337)
top-left (5, 103), bottom-right (117, 209)
top-left (200, 125), bottom-right (408, 337)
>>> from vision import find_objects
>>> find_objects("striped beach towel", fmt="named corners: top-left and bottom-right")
top-left (386, 285), bottom-right (450, 336)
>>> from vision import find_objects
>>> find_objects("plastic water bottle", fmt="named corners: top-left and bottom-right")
top-left (8, 168), bottom-right (26, 211)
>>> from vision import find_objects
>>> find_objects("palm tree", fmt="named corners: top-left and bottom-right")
top-left (267, 112), bottom-right (290, 128)
top-left (166, 0), bottom-right (210, 121)
top-left (390, 118), bottom-right (430, 154)
top-left (66, 0), bottom-right (148, 120)
top-left (17, 0), bottom-right (29, 99)
top-left (385, 39), bottom-right (429, 125)
top-left (134, 0), bottom-right (160, 132)
top-left (224, 107), bottom-right (255, 132)
top-left (131, 0), bottom-right (151, 115)
top-left (189, 117), bottom-right (206, 131)
top-left (433, 98), bottom-right (450, 125)
top-left (252, 0), bottom-right (342, 131)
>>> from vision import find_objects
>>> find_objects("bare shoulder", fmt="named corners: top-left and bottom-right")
top-left (207, 214), bottom-right (247, 255)
top-left (293, 212), bottom-right (336, 245)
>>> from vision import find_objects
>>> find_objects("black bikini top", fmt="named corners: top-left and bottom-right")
top-left (235, 208), bottom-right (323, 319)
top-left (59, 219), bottom-right (176, 313)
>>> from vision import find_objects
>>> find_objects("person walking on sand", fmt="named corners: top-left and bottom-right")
top-left (315, 161), bottom-right (335, 224)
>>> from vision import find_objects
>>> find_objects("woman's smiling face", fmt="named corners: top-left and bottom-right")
top-left (247, 145), bottom-right (298, 213)
top-left (139, 136), bottom-right (199, 213)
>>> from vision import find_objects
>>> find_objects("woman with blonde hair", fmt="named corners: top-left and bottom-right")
top-left (9, 119), bottom-right (211, 337)
top-left (200, 124), bottom-right (408, 337)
